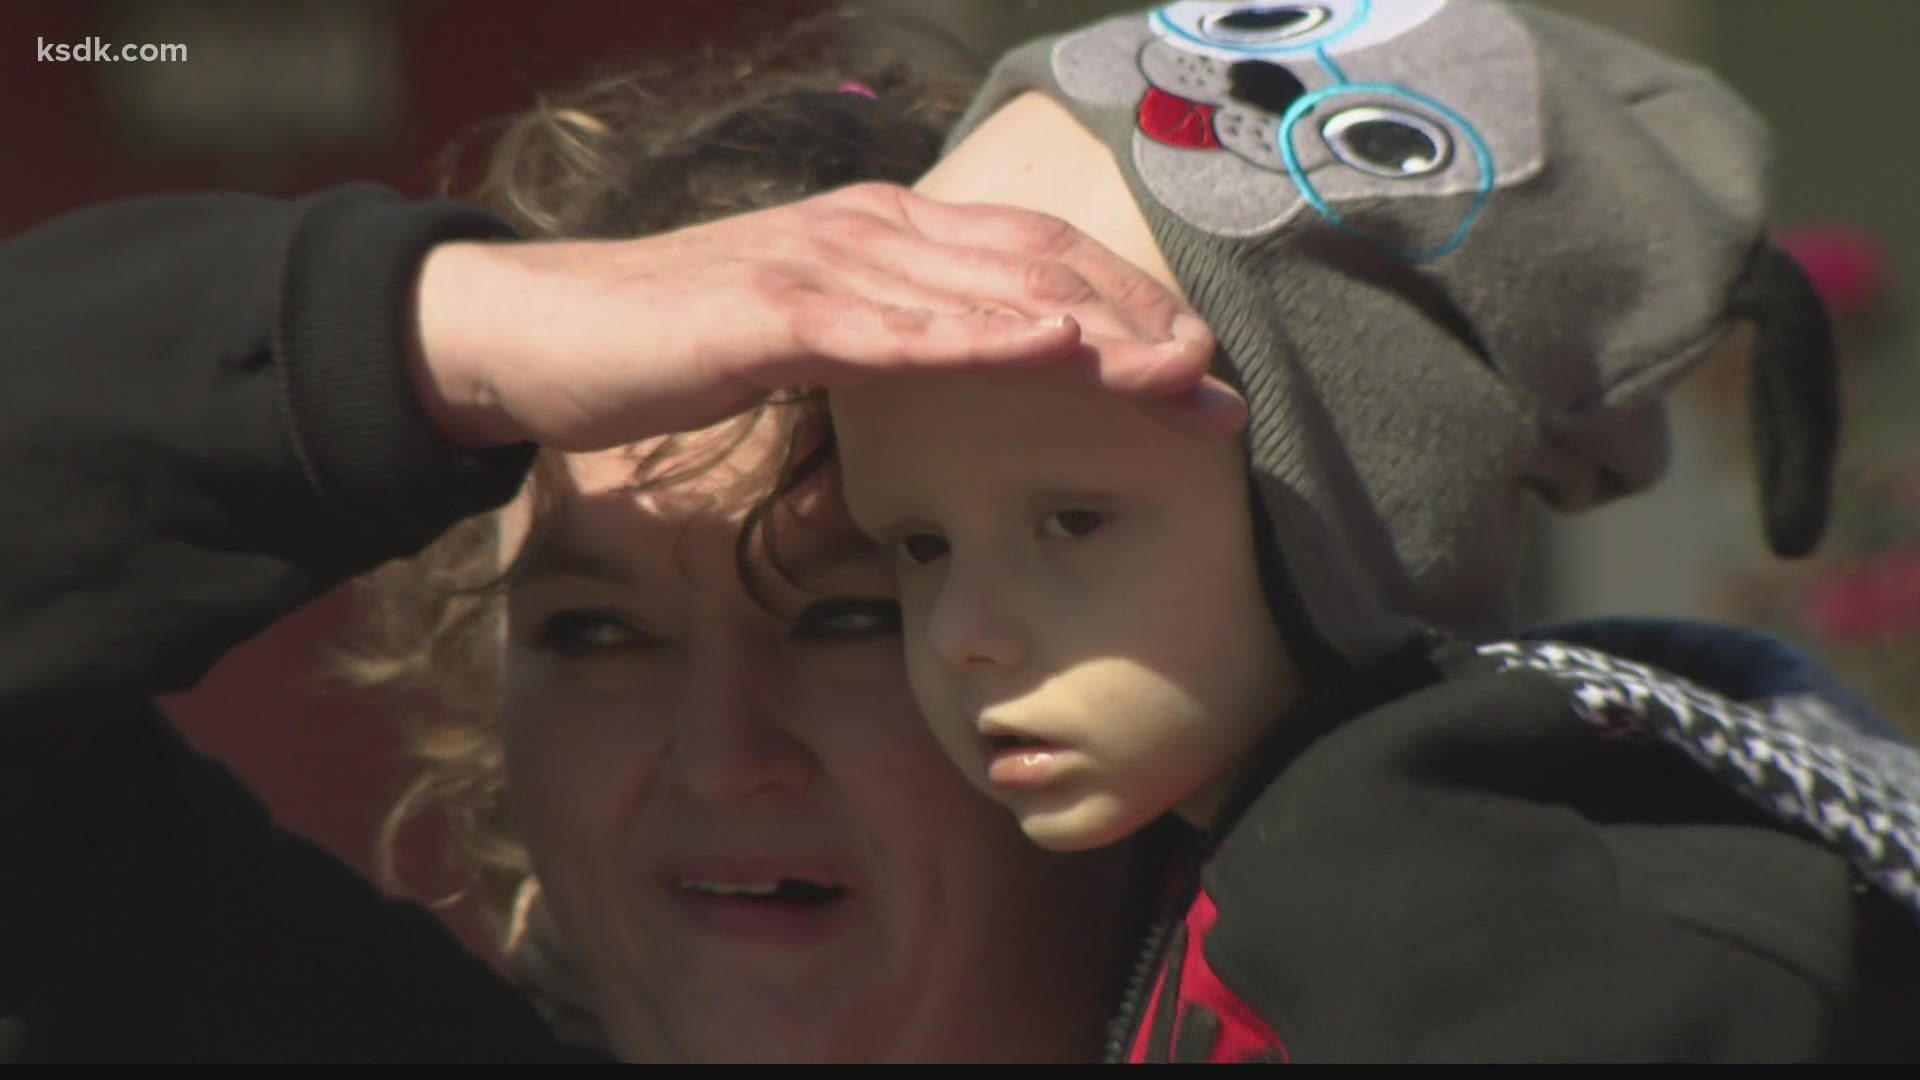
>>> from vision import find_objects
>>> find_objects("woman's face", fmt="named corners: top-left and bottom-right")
top-left (497, 420), bottom-right (1129, 1063)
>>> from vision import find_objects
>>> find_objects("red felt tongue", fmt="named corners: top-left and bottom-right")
top-left (1139, 87), bottom-right (1222, 150)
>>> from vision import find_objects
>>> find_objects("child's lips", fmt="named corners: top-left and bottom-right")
top-left (980, 729), bottom-right (1073, 791)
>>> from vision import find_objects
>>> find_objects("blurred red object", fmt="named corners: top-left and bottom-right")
top-left (1775, 223), bottom-right (1896, 320)
top-left (1801, 550), bottom-right (1920, 644)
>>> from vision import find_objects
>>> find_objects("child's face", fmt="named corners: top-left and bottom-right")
top-left (831, 377), bottom-right (1301, 852)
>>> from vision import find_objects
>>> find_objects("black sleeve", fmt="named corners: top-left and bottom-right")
top-left (0, 188), bottom-right (568, 1060)
top-left (1193, 673), bottom-right (1920, 1063)
top-left (0, 184), bottom-right (533, 701)
top-left (2, 697), bottom-right (573, 1061)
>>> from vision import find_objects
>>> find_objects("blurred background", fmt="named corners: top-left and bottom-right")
top-left (4, 0), bottom-right (1915, 957)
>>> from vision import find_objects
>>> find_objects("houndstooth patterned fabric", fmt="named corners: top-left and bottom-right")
top-left (1480, 641), bottom-right (1920, 921)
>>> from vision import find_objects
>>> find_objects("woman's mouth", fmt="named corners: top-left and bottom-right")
top-left (679, 878), bottom-right (846, 904)
top-left (667, 870), bottom-right (855, 943)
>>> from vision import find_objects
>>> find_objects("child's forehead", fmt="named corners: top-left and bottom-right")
top-left (840, 376), bottom-right (1171, 443)
top-left (837, 379), bottom-right (1213, 490)
top-left (834, 379), bottom-right (1247, 522)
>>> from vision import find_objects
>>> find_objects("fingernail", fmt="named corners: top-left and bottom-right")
top-left (1157, 336), bottom-right (1211, 364)
top-left (1144, 381), bottom-right (1246, 443)
top-left (1186, 379), bottom-right (1249, 440)
top-left (1172, 314), bottom-right (1214, 344)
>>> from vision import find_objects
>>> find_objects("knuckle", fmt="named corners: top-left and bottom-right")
top-left (1013, 212), bottom-right (1080, 258)
top-left (839, 181), bottom-right (909, 215)
top-left (773, 228), bottom-right (841, 271)
top-left (824, 210), bottom-right (891, 250)
top-left (743, 263), bottom-right (807, 307)
top-left (1113, 270), bottom-right (1175, 317)
top-left (879, 303), bottom-right (934, 338)
top-left (970, 205), bottom-right (1078, 258)
top-left (1024, 259), bottom-right (1096, 305)
top-left (1100, 266), bottom-right (1179, 329)
top-left (783, 292), bottom-right (841, 352)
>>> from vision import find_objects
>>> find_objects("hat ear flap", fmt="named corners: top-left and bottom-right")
top-left (1732, 243), bottom-right (1841, 559)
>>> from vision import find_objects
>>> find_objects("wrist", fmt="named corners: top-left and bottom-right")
top-left (411, 241), bottom-right (519, 449)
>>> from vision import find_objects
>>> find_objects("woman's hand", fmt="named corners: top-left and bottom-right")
top-left (409, 183), bottom-right (1234, 452)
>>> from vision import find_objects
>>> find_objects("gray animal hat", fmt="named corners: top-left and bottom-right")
top-left (950, 0), bottom-right (1838, 676)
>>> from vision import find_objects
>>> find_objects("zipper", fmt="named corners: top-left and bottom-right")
top-left (1102, 906), bottom-right (1178, 1062)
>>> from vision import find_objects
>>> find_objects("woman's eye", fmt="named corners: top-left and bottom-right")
top-left (793, 597), bottom-right (902, 641)
top-left (892, 533), bottom-right (950, 567)
top-left (1041, 509), bottom-right (1108, 540)
top-left (533, 610), bottom-right (651, 656)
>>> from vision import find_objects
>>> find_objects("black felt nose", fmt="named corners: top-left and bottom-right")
top-left (1228, 60), bottom-right (1308, 115)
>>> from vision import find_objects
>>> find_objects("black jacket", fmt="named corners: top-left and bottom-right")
top-left (0, 187), bottom-right (570, 1061)
top-left (1112, 623), bottom-right (1920, 1062)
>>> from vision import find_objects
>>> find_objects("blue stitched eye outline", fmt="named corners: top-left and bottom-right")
top-left (1275, 83), bottom-right (1495, 262)
top-left (1151, 0), bottom-right (1371, 58)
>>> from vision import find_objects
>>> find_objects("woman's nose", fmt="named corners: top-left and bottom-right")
top-left (925, 558), bottom-right (1027, 674)
top-left (664, 648), bottom-right (814, 804)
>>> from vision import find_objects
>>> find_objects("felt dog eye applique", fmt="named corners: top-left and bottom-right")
top-left (1050, 0), bottom-right (1544, 252)
top-left (1150, 0), bottom-right (1444, 60)
top-left (1319, 105), bottom-right (1451, 178)
top-left (1162, 3), bottom-right (1342, 53)
top-left (1197, 5), bottom-right (1335, 45)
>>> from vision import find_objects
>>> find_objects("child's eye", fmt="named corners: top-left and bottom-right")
top-left (1041, 509), bottom-right (1108, 540)
top-left (791, 597), bottom-right (902, 641)
top-left (892, 533), bottom-right (951, 567)
top-left (533, 610), bottom-right (654, 656)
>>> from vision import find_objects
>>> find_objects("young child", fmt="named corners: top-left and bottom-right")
top-left (829, 0), bottom-right (1920, 1063)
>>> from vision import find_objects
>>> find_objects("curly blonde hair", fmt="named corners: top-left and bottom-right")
top-left (344, 12), bottom-right (977, 934)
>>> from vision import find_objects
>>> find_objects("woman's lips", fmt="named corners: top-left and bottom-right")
top-left (659, 864), bottom-right (857, 945)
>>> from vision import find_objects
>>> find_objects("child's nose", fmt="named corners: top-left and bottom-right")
top-left (925, 560), bottom-right (1027, 673)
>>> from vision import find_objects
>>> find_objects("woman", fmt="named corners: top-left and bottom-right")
top-left (0, 19), bottom-right (1219, 1062)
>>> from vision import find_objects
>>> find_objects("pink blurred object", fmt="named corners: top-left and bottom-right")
top-left (836, 81), bottom-right (878, 99)
top-left (1775, 224), bottom-right (1896, 319)
top-left (1802, 550), bottom-right (1920, 644)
